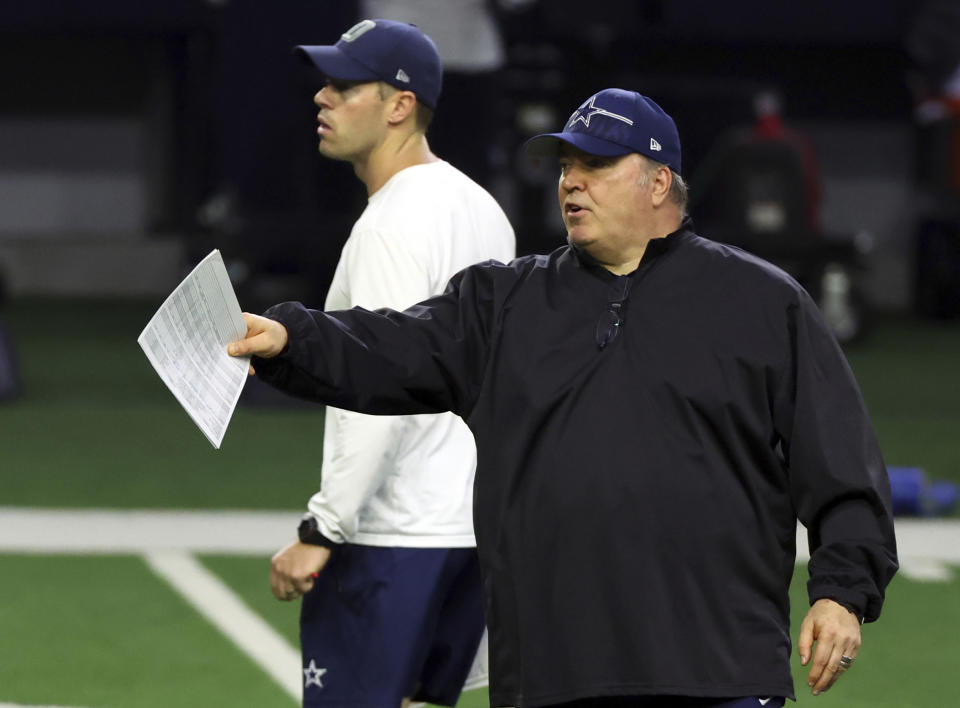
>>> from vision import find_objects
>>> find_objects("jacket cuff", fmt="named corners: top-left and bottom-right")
top-left (808, 585), bottom-right (867, 623)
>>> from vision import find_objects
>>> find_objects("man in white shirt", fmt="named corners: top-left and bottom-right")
top-left (269, 19), bottom-right (515, 708)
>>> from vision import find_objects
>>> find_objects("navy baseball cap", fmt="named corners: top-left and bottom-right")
top-left (294, 19), bottom-right (442, 109)
top-left (526, 88), bottom-right (682, 174)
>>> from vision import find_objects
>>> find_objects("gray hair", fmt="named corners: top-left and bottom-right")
top-left (637, 155), bottom-right (689, 211)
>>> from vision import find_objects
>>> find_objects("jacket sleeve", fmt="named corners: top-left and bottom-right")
top-left (773, 291), bottom-right (898, 622)
top-left (252, 262), bottom-right (500, 420)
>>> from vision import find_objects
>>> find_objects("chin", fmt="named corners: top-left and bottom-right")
top-left (566, 231), bottom-right (593, 249)
top-left (319, 143), bottom-right (355, 164)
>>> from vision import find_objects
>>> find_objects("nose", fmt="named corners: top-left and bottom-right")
top-left (559, 164), bottom-right (584, 193)
top-left (314, 87), bottom-right (332, 109)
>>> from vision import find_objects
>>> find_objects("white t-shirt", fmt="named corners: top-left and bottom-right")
top-left (309, 160), bottom-right (515, 547)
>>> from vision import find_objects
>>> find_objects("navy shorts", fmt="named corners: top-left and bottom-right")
top-left (300, 545), bottom-right (486, 707)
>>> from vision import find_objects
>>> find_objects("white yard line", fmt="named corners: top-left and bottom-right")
top-left (0, 704), bottom-right (96, 708)
top-left (896, 557), bottom-right (954, 581)
top-left (2, 507), bottom-right (957, 566)
top-left (0, 507), bottom-right (299, 554)
top-left (144, 549), bottom-right (302, 702)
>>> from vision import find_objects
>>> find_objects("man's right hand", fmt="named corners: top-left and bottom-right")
top-left (270, 540), bottom-right (332, 601)
top-left (228, 313), bottom-right (289, 373)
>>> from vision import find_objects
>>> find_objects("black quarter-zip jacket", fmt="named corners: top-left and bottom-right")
top-left (255, 220), bottom-right (898, 707)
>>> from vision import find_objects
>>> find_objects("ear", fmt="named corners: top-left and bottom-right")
top-left (385, 90), bottom-right (418, 126)
top-left (649, 165), bottom-right (672, 207)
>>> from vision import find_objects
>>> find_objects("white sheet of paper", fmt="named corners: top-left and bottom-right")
top-left (138, 249), bottom-right (250, 449)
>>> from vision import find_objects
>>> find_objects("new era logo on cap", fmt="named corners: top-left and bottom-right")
top-left (524, 88), bottom-right (682, 174)
top-left (294, 19), bottom-right (443, 109)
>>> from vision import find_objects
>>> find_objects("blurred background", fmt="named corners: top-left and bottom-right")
top-left (0, 0), bottom-right (957, 317)
top-left (1, 1), bottom-right (959, 707)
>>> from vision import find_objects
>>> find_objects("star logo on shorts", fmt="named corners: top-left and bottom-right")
top-left (567, 96), bottom-right (634, 129)
top-left (303, 659), bottom-right (327, 689)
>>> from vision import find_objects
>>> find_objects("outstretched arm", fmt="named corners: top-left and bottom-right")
top-left (226, 261), bottom-right (505, 418)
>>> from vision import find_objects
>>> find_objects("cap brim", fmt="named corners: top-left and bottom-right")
top-left (524, 132), bottom-right (633, 158)
top-left (293, 45), bottom-right (380, 82)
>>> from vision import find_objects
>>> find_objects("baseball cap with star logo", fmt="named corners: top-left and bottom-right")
top-left (525, 88), bottom-right (682, 174)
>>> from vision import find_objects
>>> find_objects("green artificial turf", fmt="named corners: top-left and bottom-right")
top-left (844, 316), bottom-right (960, 489)
top-left (2, 551), bottom-right (953, 708)
top-left (0, 554), bottom-right (297, 708)
top-left (200, 554), bottom-right (302, 648)
top-left (0, 298), bottom-right (325, 509)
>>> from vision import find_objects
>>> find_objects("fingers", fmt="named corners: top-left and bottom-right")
top-left (230, 331), bottom-right (274, 357)
top-left (269, 541), bottom-right (329, 602)
top-left (270, 542), bottom-right (302, 601)
top-left (228, 313), bottom-right (289, 359)
top-left (809, 640), bottom-right (859, 695)
top-left (270, 569), bottom-right (308, 601)
top-left (798, 614), bottom-right (814, 665)
top-left (294, 575), bottom-right (316, 595)
top-left (838, 651), bottom-right (857, 674)
top-left (271, 579), bottom-right (294, 601)
top-left (227, 330), bottom-right (269, 358)
top-left (270, 574), bottom-right (315, 601)
top-left (802, 599), bottom-right (863, 695)
top-left (806, 633), bottom-right (836, 694)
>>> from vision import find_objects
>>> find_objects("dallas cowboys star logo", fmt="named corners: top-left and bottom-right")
top-left (567, 96), bottom-right (635, 129)
top-left (303, 659), bottom-right (327, 689)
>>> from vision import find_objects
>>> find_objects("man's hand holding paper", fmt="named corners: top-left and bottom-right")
top-left (228, 313), bottom-right (290, 373)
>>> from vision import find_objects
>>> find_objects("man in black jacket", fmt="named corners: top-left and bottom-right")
top-left (229, 88), bottom-right (898, 708)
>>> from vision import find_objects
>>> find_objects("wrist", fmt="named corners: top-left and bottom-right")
top-left (836, 600), bottom-right (865, 624)
top-left (297, 514), bottom-right (338, 549)
top-left (817, 596), bottom-right (864, 624)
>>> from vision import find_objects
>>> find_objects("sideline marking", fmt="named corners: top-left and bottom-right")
top-left (1, 507), bottom-right (957, 582)
top-left (3, 508), bottom-right (958, 564)
top-left (144, 549), bottom-right (301, 701)
top-left (895, 557), bottom-right (953, 582)
top-left (0, 704), bottom-right (96, 708)
top-left (0, 507), bottom-right (297, 554)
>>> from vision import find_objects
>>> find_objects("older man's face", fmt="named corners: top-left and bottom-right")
top-left (557, 144), bottom-right (657, 268)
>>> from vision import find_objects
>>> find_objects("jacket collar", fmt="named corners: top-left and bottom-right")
top-left (569, 216), bottom-right (696, 277)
